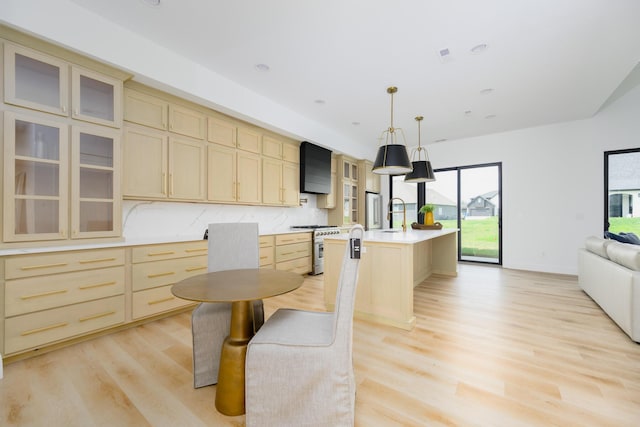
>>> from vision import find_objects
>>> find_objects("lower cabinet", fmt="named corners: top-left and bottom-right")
top-left (275, 233), bottom-right (312, 274)
top-left (2, 248), bottom-right (126, 355)
top-left (131, 241), bottom-right (207, 320)
top-left (259, 235), bottom-right (275, 268)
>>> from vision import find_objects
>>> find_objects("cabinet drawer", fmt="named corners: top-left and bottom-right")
top-left (275, 241), bottom-right (311, 262)
top-left (4, 295), bottom-right (125, 354)
top-left (132, 241), bottom-right (208, 263)
top-left (132, 284), bottom-right (196, 320)
top-left (259, 235), bottom-right (274, 248)
top-left (5, 266), bottom-right (125, 317)
top-left (275, 233), bottom-right (311, 245)
top-left (132, 255), bottom-right (208, 291)
top-left (259, 247), bottom-right (274, 267)
top-left (275, 256), bottom-right (311, 275)
top-left (5, 248), bottom-right (125, 280)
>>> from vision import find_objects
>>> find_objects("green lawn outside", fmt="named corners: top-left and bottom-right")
top-left (438, 217), bottom-right (499, 258)
top-left (608, 218), bottom-right (640, 235)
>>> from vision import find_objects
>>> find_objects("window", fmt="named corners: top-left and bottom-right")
top-left (604, 148), bottom-right (640, 234)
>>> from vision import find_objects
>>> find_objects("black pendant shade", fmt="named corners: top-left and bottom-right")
top-left (373, 144), bottom-right (413, 175)
top-left (404, 115), bottom-right (436, 183)
top-left (404, 160), bottom-right (435, 183)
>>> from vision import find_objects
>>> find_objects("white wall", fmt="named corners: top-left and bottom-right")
top-left (428, 85), bottom-right (640, 275)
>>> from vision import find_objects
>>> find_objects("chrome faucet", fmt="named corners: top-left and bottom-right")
top-left (387, 197), bottom-right (407, 232)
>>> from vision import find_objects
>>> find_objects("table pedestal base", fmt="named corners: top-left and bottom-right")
top-left (215, 300), bottom-right (254, 416)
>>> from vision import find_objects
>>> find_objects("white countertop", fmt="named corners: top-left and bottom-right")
top-left (325, 228), bottom-right (458, 244)
top-left (0, 228), bottom-right (314, 257)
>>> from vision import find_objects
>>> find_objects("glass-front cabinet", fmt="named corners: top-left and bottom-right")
top-left (71, 126), bottom-right (121, 238)
top-left (4, 43), bottom-right (122, 128)
top-left (3, 112), bottom-right (69, 241)
top-left (2, 39), bottom-right (124, 244)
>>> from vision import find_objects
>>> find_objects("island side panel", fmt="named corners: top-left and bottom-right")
top-left (431, 231), bottom-right (458, 276)
top-left (324, 238), bottom-right (416, 330)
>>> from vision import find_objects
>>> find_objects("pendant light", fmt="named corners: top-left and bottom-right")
top-left (372, 87), bottom-right (413, 175)
top-left (404, 116), bottom-right (436, 183)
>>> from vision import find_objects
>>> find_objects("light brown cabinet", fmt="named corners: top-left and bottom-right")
top-left (259, 235), bottom-right (275, 268)
top-left (3, 111), bottom-right (121, 242)
top-left (207, 143), bottom-right (262, 204)
top-left (317, 155), bottom-right (337, 209)
top-left (2, 248), bottom-right (126, 354)
top-left (275, 233), bottom-right (312, 274)
top-left (123, 125), bottom-right (205, 201)
top-left (130, 241), bottom-right (207, 320)
top-left (327, 155), bottom-right (359, 226)
top-left (262, 158), bottom-right (299, 206)
top-left (4, 42), bottom-right (122, 128)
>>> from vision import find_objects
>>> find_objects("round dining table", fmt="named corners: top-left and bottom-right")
top-left (171, 268), bottom-right (304, 416)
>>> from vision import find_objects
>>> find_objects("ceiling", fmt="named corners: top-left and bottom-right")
top-left (68, 0), bottom-right (640, 155)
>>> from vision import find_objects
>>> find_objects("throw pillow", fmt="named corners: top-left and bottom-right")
top-left (605, 231), bottom-right (640, 245)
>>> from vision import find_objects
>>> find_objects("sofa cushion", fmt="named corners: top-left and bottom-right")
top-left (606, 241), bottom-right (640, 271)
top-left (605, 231), bottom-right (640, 245)
top-left (585, 236), bottom-right (611, 259)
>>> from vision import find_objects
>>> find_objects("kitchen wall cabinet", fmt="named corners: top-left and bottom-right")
top-left (2, 248), bottom-right (126, 354)
top-left (262, 158), bottom-right (299, 206)
top-left (207, 143), bottom-right (262, 204)
top-left (123, 125), bottom-right (205, 201)
top-left (317, 155), bottom-right (337, 209)
top-left (130, 241), bottom-right (207, 320)
top-left (275, 233), bottom-right (312, 274)
top-left (4, 42), bottom-right (122, 128)
top-left (327, 155), bottom-right (359, 226)
top-left (3, 111), bottom-right (121, 242)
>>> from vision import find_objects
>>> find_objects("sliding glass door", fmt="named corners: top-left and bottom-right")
top-left (426, 163), bottom-right (502, 264)
top-left (605, 148), bottom-right (640, 234)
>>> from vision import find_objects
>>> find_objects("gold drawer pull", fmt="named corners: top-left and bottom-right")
top-left (21, 322), bottom-right (68, 336)
top-left (186, 266), bottom-right (207, 272)
top-left (148, 251), bottom-right (175, 257)
top-left (149, 296), bottom-right (174, 305)
top-left (185, 248), bottom-right (207, 253)
top-left (280, 239), bottom-right (294, 243)
top-left (148, 271), bottom-right (175, 278)
top-left (281, 251), bottom-right (295, 256)
top-left (21, 289), bottom-right (68, 300)
top-left (79, 257), bottom-right (116, 264)
top-left (20, 262), bottom-right (68, 271)
top-left (260, 256), bottom-right (269, 259)
top-left (79, 281), bottom-right (116, 290)
top-left (79, 311), bottom-right (116, 322)
top-left (297, 250), bottom-right (308, 253)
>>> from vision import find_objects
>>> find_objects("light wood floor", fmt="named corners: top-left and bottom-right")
top-left (2, 264), bottom-right (639, 426)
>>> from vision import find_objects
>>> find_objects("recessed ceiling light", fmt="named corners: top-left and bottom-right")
top-left (141, 0), bottom-right (161, 6)
top-left (470, 43), bottom-right (488, 54)
top-left (485, 114), bottom-right (497, 119)
top-left (434, 138), bottom-right (448, 143)
top-left (480, 88), bottom-right (494, 95)
top-left (464, 110), bottom-right (473, 116)
top-left (314, 99), bottom-right (326, 105)
top-left (352, 121), bottom-right (360, 126)
top-left (254, 63), bottom-right (270, 72)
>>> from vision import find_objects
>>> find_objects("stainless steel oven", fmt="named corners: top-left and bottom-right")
top-left (291, 225), bottom-right (340, 275)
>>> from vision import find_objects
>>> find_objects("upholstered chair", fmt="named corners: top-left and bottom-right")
top-left (245, 224), bottom-right (364, 426)
top-left (191, 223), bottom-right (264, 388)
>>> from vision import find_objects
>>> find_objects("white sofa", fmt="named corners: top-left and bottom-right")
top-left (578, 236), bottom-right (640, 343)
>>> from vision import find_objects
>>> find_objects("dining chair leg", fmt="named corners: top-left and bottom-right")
top-left (215, 300), bottom-right (254, 416)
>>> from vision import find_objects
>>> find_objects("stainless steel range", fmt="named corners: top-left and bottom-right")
top-left (290, 225), bottom-right (340, 275)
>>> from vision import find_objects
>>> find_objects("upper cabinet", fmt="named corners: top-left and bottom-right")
top-left (4, 43), bottom-right (123, 128)
top-left (3, 111), bottom-right (121, 242)
top-left (124, 88), bottom-right (205, 138)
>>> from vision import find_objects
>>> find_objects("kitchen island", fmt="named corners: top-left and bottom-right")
top-left (323, 228), bottom-right (458, 330)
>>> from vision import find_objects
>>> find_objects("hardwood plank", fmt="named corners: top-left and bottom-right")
top-left (2, 264), bottom-right (640, 426)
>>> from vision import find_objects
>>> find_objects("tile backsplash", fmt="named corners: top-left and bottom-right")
top-left (122, 195), bottom-right (328, 240)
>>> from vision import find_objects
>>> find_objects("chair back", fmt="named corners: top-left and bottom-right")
top-left (332, 224), bottom-right (364, 356)
top-left (207, 223), bottom-right (259, 272)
